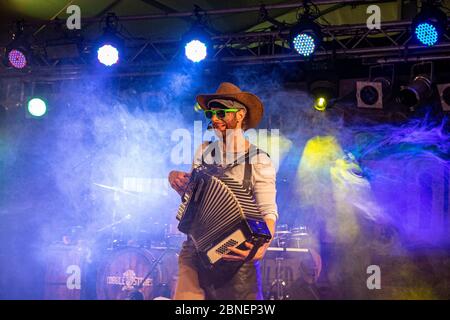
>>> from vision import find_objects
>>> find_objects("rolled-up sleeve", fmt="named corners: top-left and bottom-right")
top-left (252, 154), bottom-right (278, 221)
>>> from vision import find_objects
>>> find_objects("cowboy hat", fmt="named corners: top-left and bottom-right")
top-left (196, 82), bottom-right (264, 130)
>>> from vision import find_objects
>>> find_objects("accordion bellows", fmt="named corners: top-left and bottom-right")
top-left (177, 166), bottom-right (271, 266)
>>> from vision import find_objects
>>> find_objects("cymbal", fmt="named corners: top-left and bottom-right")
top-left (274, 230), bottom-right (291, 235)
top-left (267, 247), bottom-right (309, 253)
top-left (93, 183), bottom-right (137, 196)
top-left (291, 232), bottom-right (308, 237)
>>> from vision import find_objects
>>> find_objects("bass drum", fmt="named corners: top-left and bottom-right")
top-left (43, 244), bottom-right (87, 300)
top-left (96, 247), bottom-right (178, 300)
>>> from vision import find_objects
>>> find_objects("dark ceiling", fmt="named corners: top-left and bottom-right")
top-left (0, 0), bottom-right (407, 44)
top-left (0, 1), bottom-right (449, 80)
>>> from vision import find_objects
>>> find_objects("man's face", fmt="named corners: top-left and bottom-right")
top-left (209, 107), bottom-right (245, 136)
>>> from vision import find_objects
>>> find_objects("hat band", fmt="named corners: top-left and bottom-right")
top-left (207, 99), bottom-right (247, 111)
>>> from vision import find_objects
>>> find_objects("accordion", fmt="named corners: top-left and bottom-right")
top-left (176, 165), bottom-right (272, 267)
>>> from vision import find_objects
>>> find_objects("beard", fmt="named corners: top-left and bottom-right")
top-left (212, 117), bottom-right (239, 137)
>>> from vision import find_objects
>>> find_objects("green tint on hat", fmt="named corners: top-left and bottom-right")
top-left (207, 99), bottom-right (247, 110)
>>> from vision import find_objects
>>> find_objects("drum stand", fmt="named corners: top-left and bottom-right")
top-left (267, 255), bottom-right (289, 300)
top-left (126, 247), bottom-right (173, 300)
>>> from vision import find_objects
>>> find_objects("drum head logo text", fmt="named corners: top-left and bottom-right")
top-left (106, 269), bottom-right (152, 291)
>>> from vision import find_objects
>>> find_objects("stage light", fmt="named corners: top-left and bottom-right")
top-left (289, 18), bottom-right (322, 57)
top-left (94, 13), bottom-right (123, 67)
top-left (359, 84), bottom-right (379, 106)
top-left (437, 84), bottom-right (450, 111)
top-left (412, 3), bottom-right (447, 46)
top-left (309, 79), bottom-right (337, 111)
top-left (292, 33), bottom-right (316, 56)
top-left (357, 79), bottom-right (393, 109)
top-left (415, 23), bottom-right (438, 46)
top-left (97, 44), bottom-right (119, 66)
top-left (314, 97), bottom-right (327, 111)
top-left (4, 22), bottom-right (30, 69)
top-left (357, 65), bottom-right (394, 109)
top-left (8, 49), bottom-right (27, 69)
top-left (27, 98), bottom-right (47, 118)
top-left (185, 40), bottom-right (207, 63)
top-left (182, 25), bottom-right (210, 63)
top-left (398, 75), bottom-right (432, 109)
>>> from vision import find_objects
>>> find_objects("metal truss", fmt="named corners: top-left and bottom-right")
top-left (1, 17), bottom-right (450, 79)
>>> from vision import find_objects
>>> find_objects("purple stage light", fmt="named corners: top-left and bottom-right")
top-left (8, 49), bottom-right (27, 69)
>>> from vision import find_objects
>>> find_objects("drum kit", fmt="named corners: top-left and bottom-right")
top-left (45, 182), bottom-right (186, 300)
top-left (95, 245), bottom-right (179, 300)
top-left (263, 224), bottom-right (321, 300)
top-left (45, 182), bottom-right (320, 300)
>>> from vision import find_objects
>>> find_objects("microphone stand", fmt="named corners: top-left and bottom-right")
top-left (126, 246), bottom-right (174, 300)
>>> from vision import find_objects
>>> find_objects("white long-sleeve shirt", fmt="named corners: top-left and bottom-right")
top-left (192, 141), bottom-right (278, 222)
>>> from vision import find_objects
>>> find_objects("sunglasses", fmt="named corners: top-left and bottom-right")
top-left (204, 108), bottom-right (239, 119)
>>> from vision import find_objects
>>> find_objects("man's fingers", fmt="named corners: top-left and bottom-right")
top-left (176, 175), bottom-right (189, 184)
top-left (227, 247), bottom-right (249, 257)
top-left (172, 179), bottom-right (187, 192)
top-left (180, 178), bottom-right (189, 185)
top-left (174, 177), bottom-right (188, 187)
top-left (172, 179), bottom-right (182, 189)
top-left (180, 173), bottom-right (190, 182)
top-left (245, 242), bottom-right (254, 249)
top-left (169, 172), bottom-right (190, 184)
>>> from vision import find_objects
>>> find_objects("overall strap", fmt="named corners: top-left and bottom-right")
top-left (230, 147), bottom-right (270, 191)
top-left (201, 141), bottom-right (218, 165)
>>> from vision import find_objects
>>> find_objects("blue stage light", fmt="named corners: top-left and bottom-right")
top-left (94, 13), bottom-right (124, 67)
top-left (415, 22), bottom-right (438, 46)
top-left (289, 18), bottom-right (322, 57)
top-left (185, 40), bottom-right (207, 63)
top-left (412, 5), bottom-right (447, 47)
top-left (182, 24), bottom-right (210, 63)
top-left (292, 33), bottom-right (316, 56)
top-left (97, 44), bottom-right (119, 66)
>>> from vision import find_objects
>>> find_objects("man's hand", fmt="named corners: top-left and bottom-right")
top-left (222, 218), bottom-right (276, 262)
top-left (168, 170), bottom-right (191, 196)
top-left (222, 241), bottom-right (270, 262)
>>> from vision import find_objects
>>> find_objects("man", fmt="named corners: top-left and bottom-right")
top-left (168, 82), bottom-right (278, 300)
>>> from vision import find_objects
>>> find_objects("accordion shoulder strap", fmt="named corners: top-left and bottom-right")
top-left (244, 238), bottom-right (266, 263)
top-left (201, 141), bottom-right (270, 190)
top-left (201, 141), bottom-right (218, 164)
top-left (241, 148), bottom-right (270, 190)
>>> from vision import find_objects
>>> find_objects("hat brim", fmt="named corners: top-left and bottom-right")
top-left (196, 92), bottom-right (263, 130)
